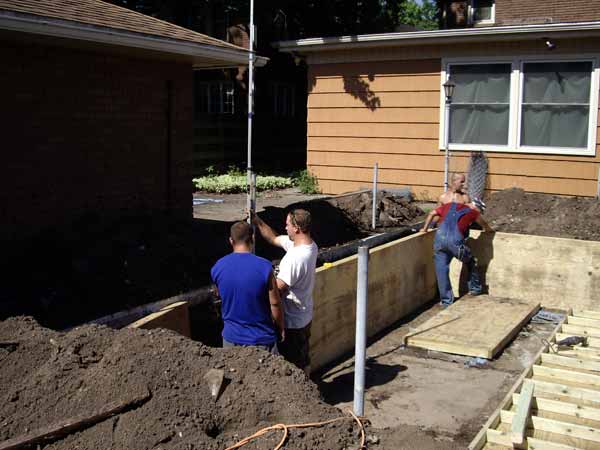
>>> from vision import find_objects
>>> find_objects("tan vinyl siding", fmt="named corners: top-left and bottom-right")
top-left (306, 53), bottom-right (600, 199)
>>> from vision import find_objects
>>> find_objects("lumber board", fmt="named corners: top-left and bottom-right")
top-left (557, 348), bottom-right (600, 362)
top-left (573, 311), bottom-right (600, 321)
top-left (500, 411), bottom-right (600, 444)
top-left (567, 317), bottom-right (600, 330)
top-left (0, 389), bottom-right (151, 450)
top-left (512, 395), bottom-right (600, 429)
top-left (561, 325), bottom-right (600, 339)
top-left (541, 354), bottom-right (600, 373)
top-left (511, 379), bottom-right (535, 447)
top-left (556, 333), bottom-right (600, 349)
top-left (407, 295), bottom-right (540, 359)
top-left (526, 437), bottom-right (585, 450)
top-left (532, 365), bottom-right (600, 388)
top-left (468, 317), bottom-right (568, 450)
top-left (533, 379), bottom-right (600, 405)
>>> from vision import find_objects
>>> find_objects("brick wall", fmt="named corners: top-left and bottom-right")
top-left (2, 39), bottom-right (193, 241)
top-left (496, 0), bottom-right (600, 25)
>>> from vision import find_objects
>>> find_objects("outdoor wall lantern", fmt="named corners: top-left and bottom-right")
top-left (443, 77), bottom-right (456, 191)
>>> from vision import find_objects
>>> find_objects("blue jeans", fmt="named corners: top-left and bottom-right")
top-left (434, 238), bottom-right (482, 306)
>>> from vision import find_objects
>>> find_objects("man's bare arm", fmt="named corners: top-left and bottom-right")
top-left (475, 215), bottom-right (493, 232)
top-left (276, 278), bottom-right (289, 298)
top-left (268, 272), bottom-right (285, 341)
top-left (420, 209), bottom-right (439, 232)
top-left (251, 212), bottom-right (282, 248)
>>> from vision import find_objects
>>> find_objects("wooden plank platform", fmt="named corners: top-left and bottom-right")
top-left (469, 309), bottom-right (600, 450)
top-left (405, 295), bottom-right (540, 359)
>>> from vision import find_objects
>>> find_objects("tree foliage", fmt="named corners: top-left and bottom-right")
top-left (397, 0), bottom-right (439, 30)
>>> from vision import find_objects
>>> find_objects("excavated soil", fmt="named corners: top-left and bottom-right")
top-left (0, 316), bottom-right (365, 450)
top-left (484, 188), bottom-right (600, 241)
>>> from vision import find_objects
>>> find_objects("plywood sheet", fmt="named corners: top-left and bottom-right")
top-left (406, 295), bottom-right (540, 359)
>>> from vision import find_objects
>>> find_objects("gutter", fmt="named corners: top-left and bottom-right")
top-left (0, 10), bottom-right (268, 68)
top-left (277, 21), bottom-right (600, 52)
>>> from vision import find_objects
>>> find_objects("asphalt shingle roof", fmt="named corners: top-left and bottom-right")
top-left (0, 0), bottom-right (246, 52)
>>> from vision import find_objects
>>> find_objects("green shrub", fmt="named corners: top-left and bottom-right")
top-left (193, 174), bottom-right (294, 193)
top-left (294, 169), bottom-right (320, 194)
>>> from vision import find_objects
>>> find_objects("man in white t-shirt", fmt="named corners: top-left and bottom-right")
top-left (252, 209), bottom-right (318, 375)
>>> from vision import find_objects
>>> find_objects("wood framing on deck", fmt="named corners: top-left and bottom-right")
top-left (469, 309), bottom-right (600, 450)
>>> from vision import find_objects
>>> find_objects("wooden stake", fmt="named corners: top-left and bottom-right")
top-left (0, 389), bottom-right (151, 450)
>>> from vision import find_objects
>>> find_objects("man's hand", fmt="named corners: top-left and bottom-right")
top-left (279, 328), bottom-right (285, 343)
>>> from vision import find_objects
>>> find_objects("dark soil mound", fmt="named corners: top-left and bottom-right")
top-left (485, 188), bottom-right (600, 241)
top-left (331, 191), bottom-right (424, 230)
top-left (0, 317), bottom-right (363, 450)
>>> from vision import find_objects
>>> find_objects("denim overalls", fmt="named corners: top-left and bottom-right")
top-left (433, 203), bottom-right (482, 306)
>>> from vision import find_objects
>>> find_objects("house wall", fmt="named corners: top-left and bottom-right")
top-left (2, 39), bottom-right (193, 240)
top-left (306, 38), bottom-right (600, 199)
top-left (495, 0), bottom-right (600, 26)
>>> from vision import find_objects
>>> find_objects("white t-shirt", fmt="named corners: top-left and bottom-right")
top-left (276, 235), bottom-right (318, 329)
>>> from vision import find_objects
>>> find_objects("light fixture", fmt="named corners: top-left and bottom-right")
top-left (443, 78), bottom-right (456, 101)
top-left (544, 37), bottom-right (556, 50)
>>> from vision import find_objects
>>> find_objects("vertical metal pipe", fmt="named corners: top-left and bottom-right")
top-left (246, 0), bottom-right (255, 226)
top-left (444, 99), bottom-right (450, 192)
top-left (372, 163), bottom-right (378, 230)
top-left (353, 246), bottom-right (369, 417)
top-left (250, 172), bottom-right (257, 253)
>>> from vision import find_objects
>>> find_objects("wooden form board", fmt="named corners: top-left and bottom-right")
top-left (469, 309), bottom-right (600, 450)
top-left (405, 295), bottom-right (540, 359)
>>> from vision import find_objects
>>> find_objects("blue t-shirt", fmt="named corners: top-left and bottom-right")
top-left (210, 252), bottom-right (277, 345)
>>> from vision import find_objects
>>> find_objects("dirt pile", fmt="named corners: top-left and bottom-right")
top-left (0, 317), bottom-right (364, 450)
top-left (331, 191), bottom-right (425, 230)
top-left (484, 188), bottom-right (600, 241)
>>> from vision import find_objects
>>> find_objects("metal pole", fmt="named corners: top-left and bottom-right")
top-left (444, 98), bottom-right (450, 192)
top-left (246, 0), bottom-right (255, 228)
top-left (353, 246), bottom-right (369, 417)
top-left (372, 163), bottom-right (378, 230)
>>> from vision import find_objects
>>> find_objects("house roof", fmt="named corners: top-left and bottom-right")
top-left (0, 0), bottom-right (267, 68)
top-left (277, 21), bottom-right (600, 53)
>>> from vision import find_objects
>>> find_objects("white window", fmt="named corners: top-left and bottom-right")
top-left (270, 82), bottom-right (295, 117)
top-left (440, 57), bottom-right (599, 156)
top-left (196, 81), bottom-right (235, 114)
top-left (469, 0), bottom-right (495, 25)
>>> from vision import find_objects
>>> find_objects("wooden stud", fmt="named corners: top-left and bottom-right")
top-left (501, 411), bottom-right (600, 445)
top-left (512, 379), bottom-right (535, 447)
top-left (567, 317), bottom-right (600, 330)
top-left (533, 379), bottom-right (600, 405)
top-left (532, 365), bottom-right (600, 388)
top-left (541, 354), bottom-right (600, 373)
top-left (513, 394), bottom-right (600, 424)
top-left (527, 437), bottom-right (586, 450)
top-left (561, 325), bottom-right (600, 339)
top-left (573, 311), bottom-right (600, 321)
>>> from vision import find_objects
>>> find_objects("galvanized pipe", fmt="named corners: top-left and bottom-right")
top-left (246, 0), bottom-right (255, 229)
top-left (353, 245), bottom-right (369, 416)
top-left (372, 163), bottom-right (378, 229)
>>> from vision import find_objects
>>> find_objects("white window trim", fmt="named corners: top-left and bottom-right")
top-left (469, 0), bottom-right (495, 25)
top-left (439, 55), bottom-right (600, 156)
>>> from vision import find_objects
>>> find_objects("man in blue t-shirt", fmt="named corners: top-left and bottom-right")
top-left (211, 221), bottom-right (284, 352)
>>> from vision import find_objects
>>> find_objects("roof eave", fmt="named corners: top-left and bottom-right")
top-left (277, 21), bottom-right (600, 53)
top-left (0, 9), bottom-right (257, 67)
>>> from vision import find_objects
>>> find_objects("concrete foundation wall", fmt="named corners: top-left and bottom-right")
top-left (450, 231), bottom-right (600, 312)
top-left (310, 232), bottom-right (438, 370)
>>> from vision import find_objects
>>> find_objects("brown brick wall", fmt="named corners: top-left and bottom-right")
top-left (2, 39), bottom-right (193, 241)
top-left (495, 0), bottom-right (600, 25)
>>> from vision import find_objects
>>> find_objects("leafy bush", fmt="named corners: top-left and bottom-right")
top-left (193, 173), bottom-right (294, 193)
top-left (294, 169), bottom-right (320, 194)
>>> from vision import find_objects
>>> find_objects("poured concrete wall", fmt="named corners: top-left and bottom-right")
top-left (450, 231), bottom-right (600, 312)
top-left (310, 232), bottom-right (438, 370)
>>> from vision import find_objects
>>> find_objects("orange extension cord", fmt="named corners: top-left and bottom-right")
top-left (224, 409), bottom-right (366, 450)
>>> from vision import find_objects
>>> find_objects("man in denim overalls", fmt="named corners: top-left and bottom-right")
top-left (420, 200), bottom-right (493, 306)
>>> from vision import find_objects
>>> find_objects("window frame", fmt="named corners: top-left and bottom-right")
top-left (469, 0), bottom-right (495, 25)
top-left (439, 55), bottom-right (600, 156)
top-left (196, 81), bottom-right (235, 115)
